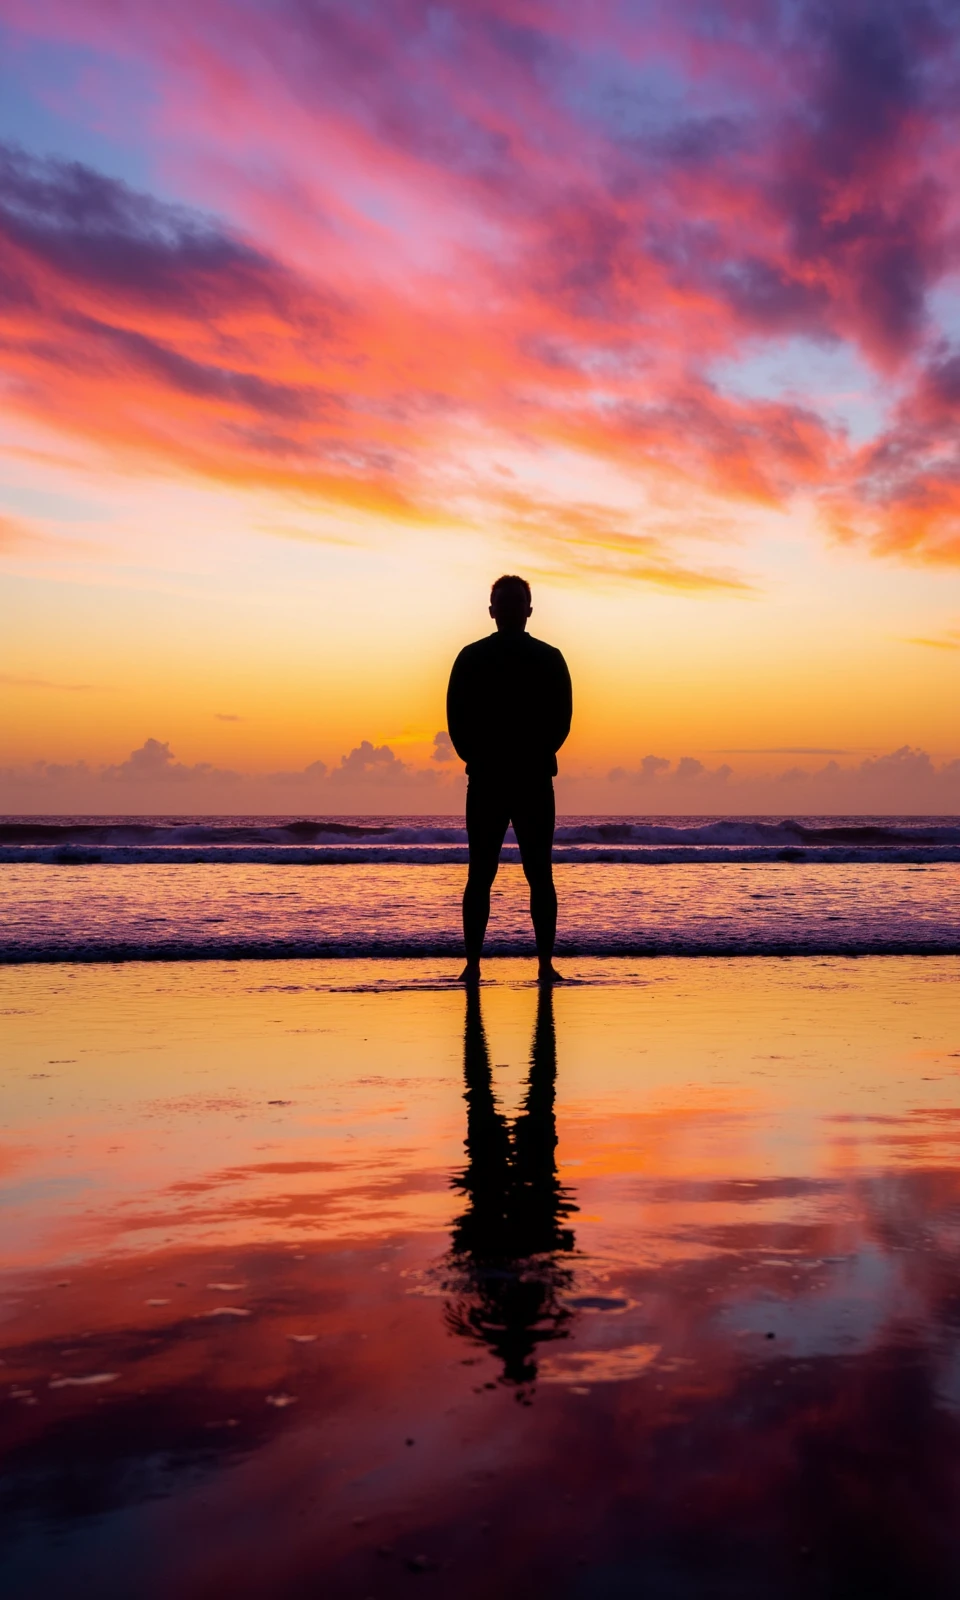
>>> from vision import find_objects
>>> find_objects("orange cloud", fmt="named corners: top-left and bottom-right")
top-left (0, 673), bottom-right (103, 691)
top-left (489, 488), bottom-right (754, 591)
top-left (905, 634), bottom-right (960, 651)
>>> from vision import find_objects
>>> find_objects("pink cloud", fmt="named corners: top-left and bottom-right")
top-left (2, 3), bottom-right (960, 569)
top-left (101, 738), bottom-right (241, 786)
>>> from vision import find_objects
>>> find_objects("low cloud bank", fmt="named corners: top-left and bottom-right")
top-left (588, 746), bottom-right (960, 816)
top-left (3, 739), bottom-right (960, 816)
top-left (0, 737), bottom-right (458, 815)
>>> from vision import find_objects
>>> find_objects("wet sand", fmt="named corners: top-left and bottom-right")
top-left (3, 956), bottom-right (960, 1596)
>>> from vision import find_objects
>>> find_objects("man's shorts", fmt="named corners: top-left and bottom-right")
top-left (465, 776), bottom-right (556, 877)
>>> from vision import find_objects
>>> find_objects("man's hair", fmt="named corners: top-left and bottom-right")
top-left (490, 573), bottom-right (531, 606)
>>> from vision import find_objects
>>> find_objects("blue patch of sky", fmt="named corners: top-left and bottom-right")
top-left (0, 1173), bottom-right (93, 1207)
top-left (0, 27), bottom-right (158, 194)
top-left (0, 481), bottom-right (111, 525)
top-left (709, 338), bottom-right (890, 444)
top-left (545, 32), bottom-right (754, 148)
top-left (925, 281), bottom-right (960, 350)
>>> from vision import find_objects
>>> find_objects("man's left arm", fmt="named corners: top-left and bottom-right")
top-left (446, 649), bottom-right (475, 765)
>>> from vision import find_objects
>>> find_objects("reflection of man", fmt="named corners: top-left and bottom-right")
top-left (445, 986), bottom-right (577, 1390)
top-left (446, 575), bottom-right (572, 984)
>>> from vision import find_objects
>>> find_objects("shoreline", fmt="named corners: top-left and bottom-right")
top-left (5, 942), bottom-right (960, 965)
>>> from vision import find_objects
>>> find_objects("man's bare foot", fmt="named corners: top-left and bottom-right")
top-left (459, 962), bottom-right (481, 984)
top-left (537, 962), bottom-right (565, 985)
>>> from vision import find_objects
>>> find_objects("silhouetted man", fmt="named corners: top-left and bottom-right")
top-left (446, 575), bottom-right (572, 983)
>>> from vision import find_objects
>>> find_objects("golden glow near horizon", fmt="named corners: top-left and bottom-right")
top-left (1, 4), bottom-right (960, 812)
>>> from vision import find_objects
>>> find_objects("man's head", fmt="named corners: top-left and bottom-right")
top-left (489, 574), bottom-right (532, 633)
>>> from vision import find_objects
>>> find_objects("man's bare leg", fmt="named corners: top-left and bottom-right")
top-left (460, 855), bottom-right (498, 982)
top-left (529, 870), bottom-right (563, 983)
top-left (514, 790), bottom-right (562, 985)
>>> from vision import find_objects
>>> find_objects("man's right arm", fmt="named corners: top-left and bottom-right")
top-left (546, 648), bottom-right (573, 756)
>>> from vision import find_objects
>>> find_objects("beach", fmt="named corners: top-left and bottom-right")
top-left (7, 1), bottom-right (960, 1588)
top-left (4, 951), bottom-right (960, 1595)
top-left (9, 0), bottom-right (960, 1591)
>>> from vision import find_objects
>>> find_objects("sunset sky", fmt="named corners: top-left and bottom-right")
top-left (2, 0), bottom-right (960, 812)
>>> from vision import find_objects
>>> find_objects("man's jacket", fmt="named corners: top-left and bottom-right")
top-left (446, 632), bottom-right (573, 781)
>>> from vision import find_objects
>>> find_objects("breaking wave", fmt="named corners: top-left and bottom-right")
top-left (4, 815), bottom-right (960, 865)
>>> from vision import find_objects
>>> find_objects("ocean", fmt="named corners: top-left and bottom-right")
top-left (3, 813), bottom-right (960, 960)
